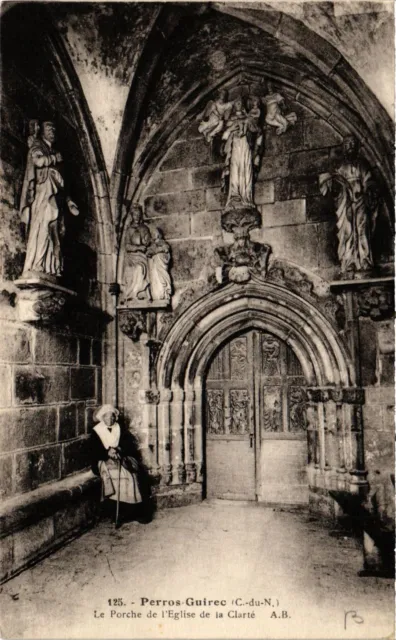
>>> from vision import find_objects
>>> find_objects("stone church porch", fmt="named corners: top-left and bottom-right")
top-left (0, 501), bottom-right (393, 640)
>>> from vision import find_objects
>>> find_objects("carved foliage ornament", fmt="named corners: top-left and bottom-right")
top-left (212, 229), bottom-right (272, 285)
top-left (306, 388), bottom-right (365, 404)
top-left (356, 286), bottom-right (394, 320)
top-left (118, 310), bottom-right (146, 341)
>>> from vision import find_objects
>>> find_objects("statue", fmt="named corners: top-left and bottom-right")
top-left (263, 82), bottom-right (297, 135)
top-left (19, 120), bottom-right (79, 279)
top-left (123, 207), bottom-right (173, 306)
top-left (124, 205), bottom-right (152, 301)
top-left (147, 228), bottom-right (172, 303)
top-left (221, 96), bottom-right (264, 212)
top-left (319, 135), bottom-right (379, 276)
top-left (198, 89), bottom-right (233, 143)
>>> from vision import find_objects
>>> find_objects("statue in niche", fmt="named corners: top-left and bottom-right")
top-left (124, 204), bottom-right (152, 302)
top-left (198, 89), bottom-right (233, 143)
top-left (319, 135), bottom-right (379, 277)
top-left (19, 120), bottom-right (79, 279)
top-left (147, 228), bottom-right (172, 303)
top-left (263, 82), bottom-right (297, 135)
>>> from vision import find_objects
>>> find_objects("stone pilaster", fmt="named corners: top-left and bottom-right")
top-left (158, 389), bottom-right (172, 485)
top-left (184, 388), bottom-right (196, 483)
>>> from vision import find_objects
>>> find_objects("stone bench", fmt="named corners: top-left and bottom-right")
top-left (0, 471), bottom-right (100, 583)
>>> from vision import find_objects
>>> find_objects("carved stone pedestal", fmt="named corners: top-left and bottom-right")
top-left (14, 276), bottom-right (77, 323)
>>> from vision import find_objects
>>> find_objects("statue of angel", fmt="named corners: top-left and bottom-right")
top-left (263, 82), bottom-right (297, 135)
top-left (198, 89), bottom-right (233, 143)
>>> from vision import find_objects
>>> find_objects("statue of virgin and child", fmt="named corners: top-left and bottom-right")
top-left (198, 88), bottom-right (296, 225)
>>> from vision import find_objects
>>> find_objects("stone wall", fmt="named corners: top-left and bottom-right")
top-left (138, 96), bottom-right (391, 296)
top-left (0, 6), bottom-right (107, 504)
top-left (0, 318), bottom-right (103, 502)
top-left (362, 318), bottom-right (394, 527)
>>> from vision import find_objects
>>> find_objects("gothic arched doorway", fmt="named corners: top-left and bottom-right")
top-left (204, 329), bottom-right (308, 504)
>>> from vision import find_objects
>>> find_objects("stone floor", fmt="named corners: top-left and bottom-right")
top-left (0, 501), bottom-right (394, 640)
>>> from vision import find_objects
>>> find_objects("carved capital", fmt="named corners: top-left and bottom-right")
top-left (343, 388), bottom-right (365, 404)
top-left (330, 388), bottom-right (344, 404)
top-left (141, 389), bottom-right (160, 405)
top-left (306, 388), bottom-right (324, 403)
top-left (307, 387), bottom-right (364, 404)
top-left (118, 309), bottom-right (146, 341)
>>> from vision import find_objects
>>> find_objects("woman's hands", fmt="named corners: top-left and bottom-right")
top-left (108, 447), bottom-right (121, 461)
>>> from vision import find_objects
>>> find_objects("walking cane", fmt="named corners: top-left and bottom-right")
top-left (115, 457), bottom-right (122, 529)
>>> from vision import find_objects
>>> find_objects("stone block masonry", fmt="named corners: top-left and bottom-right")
top-left (0, 471), bottom-right (100, 583)
top-left (141, 107), bottom-right (348, 287)
top-left (0, 321), bottom-right (103, 501)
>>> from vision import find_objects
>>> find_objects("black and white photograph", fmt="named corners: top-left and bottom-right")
top-left (0, 1), bottom-right (394, 638)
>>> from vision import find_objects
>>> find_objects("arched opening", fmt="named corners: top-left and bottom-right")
top-left (203, 328), bottom-right (309, 504)
top-left (155, 282), bottom-right (365, 511)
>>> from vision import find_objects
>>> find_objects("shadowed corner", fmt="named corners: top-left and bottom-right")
top-left (330, 474), bottom-right (395, 579)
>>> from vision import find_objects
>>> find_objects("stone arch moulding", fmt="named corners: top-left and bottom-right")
top-left (148, 282), bottom-right (367, 506)
top-left (112, 3), bottom-right (394, 220)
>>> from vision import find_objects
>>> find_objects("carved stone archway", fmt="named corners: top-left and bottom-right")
top-left (150, 282), bottom-right (367, 512)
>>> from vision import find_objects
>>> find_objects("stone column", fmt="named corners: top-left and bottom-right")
top-left (170, 386), bottom-right (185, 485)
top-left (184, 388), bottom-right (196, 483)
top-left (307, 389), bottom-right (326, 471)
top-left (324, 394), bottom-right (339, 489)
top-left (158, 388), bottom-right (172, 485)
top-left (193, 380), bottom-right (204, 483)
top-left (139, 388), bottom-right (160, 474)
top-left (306, 399), bottom-right (319, 488)
top-left (333, 389), bottom-right (348, 489)
top-left (344, 388), bottom-right (368, 492)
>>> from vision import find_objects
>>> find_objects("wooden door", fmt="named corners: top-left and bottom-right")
top-left (205, 332), bottom-right (256, 500)
top-left (204, 330), bottom-right (308, 504)
top-left (257, 333), bottom-right (309, 505)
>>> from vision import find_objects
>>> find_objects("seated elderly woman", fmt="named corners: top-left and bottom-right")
top-left (91, 404), bottom-right (144, 527)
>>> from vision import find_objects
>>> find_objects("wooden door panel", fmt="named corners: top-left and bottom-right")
top-left (205, 329), bottom-right (309, 504)
top-left (206, 439), bottom-right (255, 500)
top-left (205, 333), bottom-right (256, 500)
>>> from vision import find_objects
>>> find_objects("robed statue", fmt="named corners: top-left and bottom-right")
top-left (319, 135), bottom-right (379, 276)
top-left (20, 120), bottom-right (79, 278)
top-left (147, 228), bottom-right (172, 303)
top-left (124, 205), bottom-right (152, 302)
top-left (221, 95), bottom-right (264, 211)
